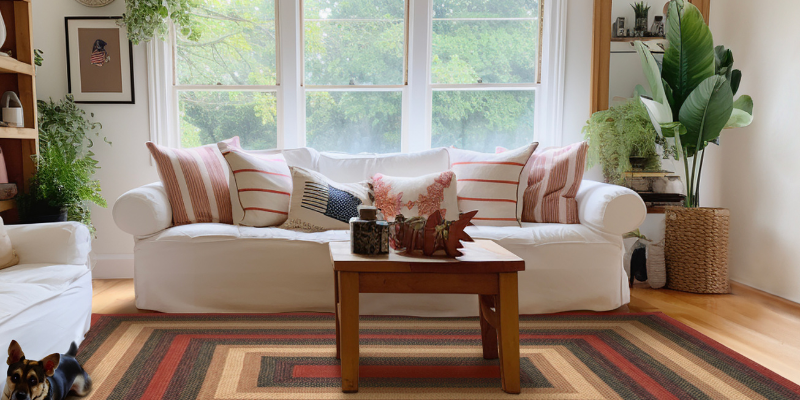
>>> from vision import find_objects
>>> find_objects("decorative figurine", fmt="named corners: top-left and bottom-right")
top-left (389, 210), bottom-right (478, 258)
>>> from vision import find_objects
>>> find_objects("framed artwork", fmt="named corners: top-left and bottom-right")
top-left (65, 16), bottom-right (134, 104)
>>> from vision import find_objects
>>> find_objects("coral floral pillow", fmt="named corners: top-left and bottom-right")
top-left (370, 171), bottom-right (458, 222)
top-left (522, 141), bottom-right (589, 224)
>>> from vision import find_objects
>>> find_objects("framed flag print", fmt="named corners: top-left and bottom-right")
top-left (65, 17), bottom-right (135, 104)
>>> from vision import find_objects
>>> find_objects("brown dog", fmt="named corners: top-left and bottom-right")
top-left (3, 340), bottom-right (91, 400)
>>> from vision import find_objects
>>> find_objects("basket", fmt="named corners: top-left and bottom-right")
top-left (664, 207), bottom-right (730, 294)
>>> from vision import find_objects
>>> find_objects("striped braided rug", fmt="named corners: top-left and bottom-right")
top-left (75, 313), bottom-right (800, 399)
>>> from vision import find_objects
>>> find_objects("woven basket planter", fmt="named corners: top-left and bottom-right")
top-left (664, 207), bottom-right (731, 294)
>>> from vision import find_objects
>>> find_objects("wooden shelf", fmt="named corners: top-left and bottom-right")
top-left (611, 36), bottom-right (666, 42)
top-left (0, 56), bottom-right (33, 75)
top-left (0, 200), bottom-right (15, 213)
top-left (0, 126), bottom-right (35, 139)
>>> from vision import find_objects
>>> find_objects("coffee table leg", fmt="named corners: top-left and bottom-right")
top-left (496, 272), bottom-right (521, 394)
top-left (334, 271), bottom-right (341, 360)
top-left (479, 295), bottom-right (499, 359)
top-left (339, 271), bottom-right (360, 393)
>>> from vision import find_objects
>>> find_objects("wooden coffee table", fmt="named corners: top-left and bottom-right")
top-left (329, 240), bottom-right (525, 394)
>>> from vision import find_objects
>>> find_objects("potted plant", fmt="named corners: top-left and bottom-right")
top-left (631, 2), bottom-right (650, 37)
top-left (583, 97), bottom-right (668, 186)
top-left (17, 96), bottom-right (110, 232)
top-left (120, 0), bottom-right (198, 45)
top-left (634, 0), bottom-right (754, 293)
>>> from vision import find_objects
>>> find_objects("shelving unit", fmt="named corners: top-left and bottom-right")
top-left (0, 0), bottom-right (37, 221)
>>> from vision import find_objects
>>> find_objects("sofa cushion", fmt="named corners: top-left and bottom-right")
top-left (523, 141), bottom-right (589, 224)
top-left (146, 137), bottom-right (238, 226)
top-left (219, 141), bottom-right (293, 227)
top-left (281, 167), bottom-right (371, 232)
top-left (448, 144), bottom-right (538, 226)
top-left (370, 171), bottom-right (458, 221)
top-left (317, 148), bottom-right (450, 183)
top-left (145, 223), bottom-right (350, 244)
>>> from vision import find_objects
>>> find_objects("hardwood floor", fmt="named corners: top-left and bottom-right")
top-left (92, 279), bottom-right (800, 385)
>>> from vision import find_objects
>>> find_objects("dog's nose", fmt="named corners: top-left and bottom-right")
top-left (15, 392), bottom-right (28, 400)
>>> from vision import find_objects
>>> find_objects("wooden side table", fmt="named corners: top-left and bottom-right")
top-left (329, 240), bottom-right (525, 394)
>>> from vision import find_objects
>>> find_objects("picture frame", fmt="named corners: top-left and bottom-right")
top-left (65, 16), bottom-right (134, 104)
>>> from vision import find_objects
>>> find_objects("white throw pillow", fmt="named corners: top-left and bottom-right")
top-left (318, 148), bottom-right (450, 183)
top-left (370, 171), bottom-right (459, 222)
top-left (280, 167), bottom-right (371, 232)
top-left (218, 141), bottom-right (292, 227)
top-left (0, 217), bottom-right (19, 270)
top-left (447, 143), bottom-right (538, 226)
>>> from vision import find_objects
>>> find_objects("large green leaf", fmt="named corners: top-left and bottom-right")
top-left (640, 95), bottom-right (675, 136)
top-left (635, 41), bottom-right (667, 105)
top-left (678, 75), bottom-right (734, 155)
top-left (730, 69), bottom-right (742, 96)
top-left (714, 45), bottom-right (734, 80)
top-left (725, 95), bottom-right (754, 128)
top-left (663, 0), bottom-right (716, 119)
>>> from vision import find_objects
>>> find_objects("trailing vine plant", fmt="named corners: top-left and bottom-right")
top-left (120, 0), bottom-right (200, 45)
top-left (583, 98), bottom-right (664, 185)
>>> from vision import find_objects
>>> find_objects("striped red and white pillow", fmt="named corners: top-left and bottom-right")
top-left (218, 140), bottom-right (292, 227)
top-left (522, 141), bottom-right (588, 224)
top-left (146, 137), bottom-right (239, 226)
top-left (447, 143), bottom-right (538, 226)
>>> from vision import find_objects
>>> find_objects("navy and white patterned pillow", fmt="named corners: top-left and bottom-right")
top-left (281, 167), bottom-right (372, 232)
top-left (300, 182), bottom-right (363, 223)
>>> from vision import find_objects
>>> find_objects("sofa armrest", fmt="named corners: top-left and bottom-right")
top-left (576, 180), bottom-right (647, 236)
top-left (113, 182), bottom-right (173, 237)
top-left (5, 222), bottom-right (91, 265)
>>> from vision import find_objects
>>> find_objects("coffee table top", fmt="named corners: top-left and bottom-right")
top-left (329, 240), bottom-right (524, 273)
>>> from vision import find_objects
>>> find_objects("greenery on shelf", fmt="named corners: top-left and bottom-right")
top-left (33, 49), bottom-right (43, 67)
top-left (121, 0), bottom-right (199, 45)
top-left (631, 2), bottom-right (651, 18)
top-left (635, 0), bottom-right (754, 207)
top-left (583, 98), bottom-right (662, 185)
top-left (18, 96), bottom-right (111, 233)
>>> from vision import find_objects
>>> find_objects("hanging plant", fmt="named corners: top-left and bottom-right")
top-left (120, 0), bottom-right (200, 45)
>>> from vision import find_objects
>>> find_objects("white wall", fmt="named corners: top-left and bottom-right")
top-left (704, 0), bottom-right (800, 303)
top-left (31, 0), bottom-right (600, 278)
top-left (32, 0), bottom-right (158, 277)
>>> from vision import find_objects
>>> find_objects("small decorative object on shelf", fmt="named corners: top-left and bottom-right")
top-left (389, 210), bottom-right (478, 258)
top-left (0, 184), bottom-right (16, 201)
top-left (631, 1), bottom-right (650, 37)
top-left (350, 205), bottom-right (389, 255)
top-left (1, 92), bottom-right (23, 128)
top-left (0, 9), bottom-right (6, 58)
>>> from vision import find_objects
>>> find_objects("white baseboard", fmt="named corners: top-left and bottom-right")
top-left (91, 254), bottom-right (134, 279)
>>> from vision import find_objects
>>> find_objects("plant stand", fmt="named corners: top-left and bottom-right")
top-left (664, 207), bottom-right (731, 294)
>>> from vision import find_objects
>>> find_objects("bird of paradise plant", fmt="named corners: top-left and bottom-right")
top-left (634, 0), bottom-right (754, 207)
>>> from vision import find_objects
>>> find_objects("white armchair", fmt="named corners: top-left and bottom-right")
top-left (0, 222), bottom-right (92, 394)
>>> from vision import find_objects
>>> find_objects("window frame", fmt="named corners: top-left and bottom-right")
top-left (151, 0), bottom-right (565, 153)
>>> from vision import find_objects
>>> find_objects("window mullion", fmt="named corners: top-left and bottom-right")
top-left (406, 0), bottom-right (433, 153)
top-left (278, 0), bottom-right (302, 149)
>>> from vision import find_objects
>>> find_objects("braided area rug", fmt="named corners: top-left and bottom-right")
top-left (71, 313), bottom-right (800, 399)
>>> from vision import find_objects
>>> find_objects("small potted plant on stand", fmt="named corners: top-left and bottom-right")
top-left (17, 96), bottom-right (110, 232)
top-left (634, 0), bottom-right (754, 293)
top-left (632, 2), bottom-right (650, 37)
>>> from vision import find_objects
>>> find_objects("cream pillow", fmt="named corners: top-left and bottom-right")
top-left (0, 217), bottom-right (19, 270)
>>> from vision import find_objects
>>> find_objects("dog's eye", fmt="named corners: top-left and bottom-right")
top-left (28, 377), bottom-right (37, 386)
top-left (10, 374), bottom-right (19, 383)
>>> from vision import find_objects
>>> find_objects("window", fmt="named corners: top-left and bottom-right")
top-left (161, 0), bottom-right (553, 154)
top-left (174, 0), bottom-right (278, 150)
top-left (430, 0), bottom-right (540, 152)
top-left (302, 0), bottom-right (407, 153)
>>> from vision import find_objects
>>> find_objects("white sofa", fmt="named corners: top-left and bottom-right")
top-left (113, 148), bottom-right (646, 316)
top-left (0, 222), bottom-right (92, 394)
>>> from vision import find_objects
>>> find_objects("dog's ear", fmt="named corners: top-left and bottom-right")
top-left (7, 340), bottom-right (24, 365)
top-left (41, 353), bottom-right (60, 377)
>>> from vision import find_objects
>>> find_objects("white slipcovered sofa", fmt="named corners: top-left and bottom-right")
top-left (0, 222), bottom-right (92, 394)
top-left (113, 148), bottom-right (646, 316)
